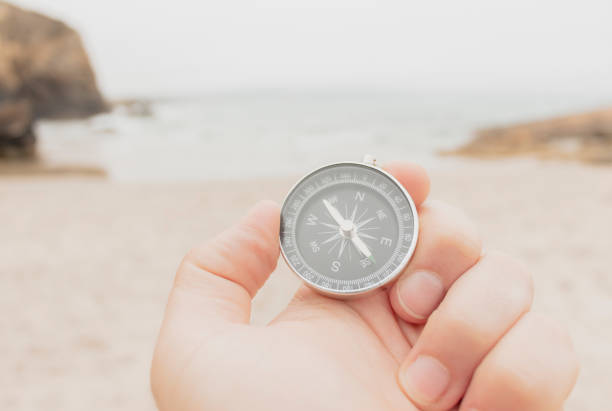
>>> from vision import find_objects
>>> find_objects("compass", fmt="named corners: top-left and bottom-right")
top-left (279, 155), bottom-right (419, 297)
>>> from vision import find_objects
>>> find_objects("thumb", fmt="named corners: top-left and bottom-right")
top-left (152, 200), bottom-right (280, 408)
top-left (165, 200), bottom-right (280, 333)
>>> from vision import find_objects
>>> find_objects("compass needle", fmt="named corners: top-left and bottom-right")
top-left (323, 199), bottom-right (347, 227)
top-left (279, 158), bottom-right (418, 297)
top-left (351, 233), bottom-right (374, 260)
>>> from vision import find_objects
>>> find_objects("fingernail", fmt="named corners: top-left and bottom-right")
top-left (400, 355), bottom-right (450, 405)
top-left (397, 270), bottom-right (444, 319)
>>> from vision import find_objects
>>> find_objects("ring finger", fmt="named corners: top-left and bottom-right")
top-left (460, 311), bottom-right (579, 411)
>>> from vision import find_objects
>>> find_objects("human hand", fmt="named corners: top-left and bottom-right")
top-left (151, 163), bottom-right (578, 411)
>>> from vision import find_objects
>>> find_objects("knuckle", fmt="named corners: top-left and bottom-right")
top-left (182, 222), bottom-right (278, 277)
top-left (174, 216), bottom-right (279, 297)
top-left (183, 244), bottom-right (205, 266)
top-left (422, 200), bottom-right (483, 264)
top-left (437, 308), bottom-right (493, 348)
top-left (529, 313), bottom-right (571, 344)
top-left (487, 362), bottom-right (544, 406)
top-left (175, 245), bottom-right (209, 286)
top-left (480, 316), bottom-right (580, 411)
top-left (465, 312), bottom-right (581, 411)
top-left (239, 222), bottom-right (279, 273)
top-left (485, 251), bottom-right (534, 304)
top-left (528, 313), bottom-right (580, 376)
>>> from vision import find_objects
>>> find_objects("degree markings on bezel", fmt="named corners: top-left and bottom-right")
top-left (280, 163), bottom-right (417, 294)
top-left (293, 180), bottom-right (403, 283)
top-left (295, 201), bottom-right (403, 285)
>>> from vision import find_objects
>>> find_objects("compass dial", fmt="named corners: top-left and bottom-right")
top-left (280, 162), bottom-right (419, 297)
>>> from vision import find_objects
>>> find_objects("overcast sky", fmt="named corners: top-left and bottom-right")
top-left (13, 0), bottom-right (612, 99)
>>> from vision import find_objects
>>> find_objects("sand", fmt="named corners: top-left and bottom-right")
top-left (1, 159), bottom-right (611, 410)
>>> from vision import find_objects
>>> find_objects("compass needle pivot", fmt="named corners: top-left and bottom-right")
top-left (280, 157), bottom-right (419, 297)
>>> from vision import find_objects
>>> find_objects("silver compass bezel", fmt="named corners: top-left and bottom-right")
top-left (279, 160), bottom-right (419, 298)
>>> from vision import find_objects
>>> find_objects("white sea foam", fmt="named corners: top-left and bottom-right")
top-left (35, 91), bottom-right (609, 181)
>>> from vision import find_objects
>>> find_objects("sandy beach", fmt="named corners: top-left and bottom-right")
top-left (2, 1), bottom-right (611, 409)
top-left (1, 159), bottom-right (611, 410)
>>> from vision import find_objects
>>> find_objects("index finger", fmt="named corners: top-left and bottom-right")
top-left (383, 162), bottom-right (430, 206)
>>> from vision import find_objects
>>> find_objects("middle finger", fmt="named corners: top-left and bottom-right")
top-left (397, 251), bottom-right (534, 411)
top-left (389, 200), bottom-right (482, 323)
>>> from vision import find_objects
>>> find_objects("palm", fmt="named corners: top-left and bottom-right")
top-left (173, 287), bottom-right (419, 411)
top-left (154, 168), bottom-right (578, 411)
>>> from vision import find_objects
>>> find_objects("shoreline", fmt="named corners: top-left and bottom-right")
top-left (2, 152), bottom-right (610, 181)
top-left (0, 160), bottom-right (107, 177)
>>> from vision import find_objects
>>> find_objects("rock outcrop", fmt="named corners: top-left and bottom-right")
top-left (445, 107), bottom-right (612, 164)
top-left (0, 98), bottom-right (34, 156)
top-left (0, 1), bottom-right (107, 157)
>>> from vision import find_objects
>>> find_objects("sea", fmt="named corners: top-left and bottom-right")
top-left (35, 90), bottom-right (611, 181)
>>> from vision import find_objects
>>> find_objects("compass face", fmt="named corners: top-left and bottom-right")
top-left (280, 162), bottom-right (418, 297)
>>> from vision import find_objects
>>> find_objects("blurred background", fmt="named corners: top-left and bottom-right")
top-left (1, 1), bottom-right (610, 410)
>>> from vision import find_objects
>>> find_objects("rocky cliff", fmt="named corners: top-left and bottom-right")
top-left (0, 1), bottom-right (107, 157)
top-left (445, 107), bottom-right (612, 164)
